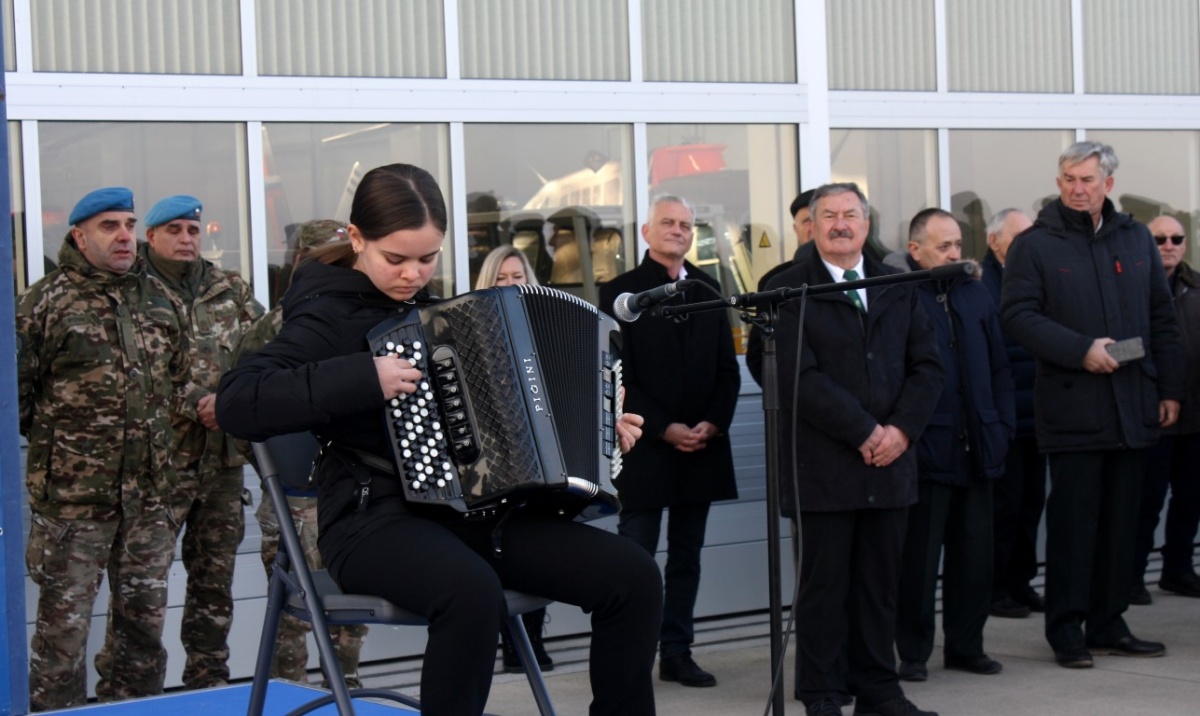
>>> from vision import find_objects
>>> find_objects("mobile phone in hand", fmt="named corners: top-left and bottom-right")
top-left (1105, 337), bottom-right (1145, 365)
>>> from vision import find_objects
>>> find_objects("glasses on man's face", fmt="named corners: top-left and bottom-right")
top-left (1155, 234), bottom-right (1186, 246)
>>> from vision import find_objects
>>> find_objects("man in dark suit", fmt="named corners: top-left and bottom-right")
top-left (599, 195), bottom-right (741, 688)
top-left (769, 183), bottom-right (943, 716)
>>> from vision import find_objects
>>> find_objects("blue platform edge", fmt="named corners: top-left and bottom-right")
top-left (41, 682), bottom-right (417, 715)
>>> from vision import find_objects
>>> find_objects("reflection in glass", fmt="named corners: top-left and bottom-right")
top-left (38, 121), bottom-right (248, 280)
top-left (463, 124), bottom-right (634, 306)
top-left (1088, 130), bottom-right (1200, 266)
top-left (830, 129), bottom-right (938, 257)
top-left (260, 123), bottom-right (452, 304)
top-left (949, 129), bottom-right (1072, 259)
top-left (9, 122), bottom-right (25, 294)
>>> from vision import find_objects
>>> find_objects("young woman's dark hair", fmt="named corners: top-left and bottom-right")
top-left (309, 163), bottom-right (448, 267)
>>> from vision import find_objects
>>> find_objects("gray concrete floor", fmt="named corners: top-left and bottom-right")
top-left (360, 566), bottom-right (1200, 715)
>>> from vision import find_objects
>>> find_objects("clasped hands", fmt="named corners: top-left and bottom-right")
top-left (858, 424), bottom-right (909, 467)
top-left (663, 421), bottom-right (719, 453)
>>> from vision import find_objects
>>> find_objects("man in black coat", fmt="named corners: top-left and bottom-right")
top-left (980, 208), bottom-right (1048, 619)
top-left (1001, 141), bottom-right (1185, 669)
top-left (598, 195), bottom-right (740, 688)
top-left (895, 209), bottom-right (1014, 683)
top-left (769, 183), bottom-right (943, 716)
top-left (1132, 215), bottom-right (1200, 602)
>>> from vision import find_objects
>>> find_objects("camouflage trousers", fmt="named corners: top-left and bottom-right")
top-left (25, 506), bottom-right (175, 712)
top-left (256, 494), bottom-right (367, 687)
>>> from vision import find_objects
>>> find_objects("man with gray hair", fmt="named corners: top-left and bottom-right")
top-left (980, 208), bottom-right (1048, 620)
top-left (599, 195), bottom-right (740, 688)
top-left (1001, 141), bottom-right (1185, 668)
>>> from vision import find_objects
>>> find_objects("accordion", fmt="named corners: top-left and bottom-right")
top-left (366, 285), bottom-right (624, 521)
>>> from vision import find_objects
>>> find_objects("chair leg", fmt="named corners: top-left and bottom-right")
top-left (507, 615), bottom-right (557, 716)
top-left (248, 567), bottom-right (289, 716)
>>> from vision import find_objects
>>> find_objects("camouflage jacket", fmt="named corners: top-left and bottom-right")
top-left (139, 242), bottom-right (264, 471)
top-left (17, 237), bottom-right (204, 519)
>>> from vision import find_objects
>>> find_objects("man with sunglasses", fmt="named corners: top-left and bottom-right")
top-left (1001, 141), bottom-right (1184, 669)
top-left (1131, 215), bottom-right (1200, 603)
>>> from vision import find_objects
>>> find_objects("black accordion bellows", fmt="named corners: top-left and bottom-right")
top-left (367, 285), bottom-right (624, 521)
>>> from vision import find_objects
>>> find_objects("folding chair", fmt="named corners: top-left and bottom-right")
top-left (246, 433), bottom-right (557, 716)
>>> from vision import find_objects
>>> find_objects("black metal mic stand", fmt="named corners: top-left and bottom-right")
top-left (657, 261), bottom-right (975, 716)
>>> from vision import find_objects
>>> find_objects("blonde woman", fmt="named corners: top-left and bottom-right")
top-left (474, 245), bottom-right (538, 290)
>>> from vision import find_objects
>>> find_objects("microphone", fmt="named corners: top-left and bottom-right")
top-left (612, 279), bottom-right (695, 322)
top-left (929, 261), bottom-right (978, 281)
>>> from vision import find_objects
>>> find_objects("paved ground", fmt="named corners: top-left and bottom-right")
top-left (361, 565), bottom-right (1200, 715)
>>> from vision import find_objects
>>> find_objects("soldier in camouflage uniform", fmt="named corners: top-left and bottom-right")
top-left (234, 219), bottom-right (367, 687)
top-left (122, 195), bottom-right (265, 689)
top-left (17, 187), bottom-right (204, 711)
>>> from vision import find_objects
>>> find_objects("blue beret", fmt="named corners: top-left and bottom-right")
top-left (144, 195), bottom-right (203, 228)
top-left (69, 187), bottom-right (135, 226)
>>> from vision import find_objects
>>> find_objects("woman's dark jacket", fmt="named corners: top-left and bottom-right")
top-left (767, 251), bottom-right (943, 515)
top-left (909, 255), bottom-right (1015, 485)
top-left (981, 249), bottom-right (1037, 437)
top-left (1000, 198), bottom-right (1185, 452)
top-left (598, 253), bottom-right (740, 509)
top-left (217, 259), bottom-right (428, 578)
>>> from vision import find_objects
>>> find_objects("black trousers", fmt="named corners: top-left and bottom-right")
top-left (619, 502), bottom-right (711, 658)
top-left (1044, 450), bottom-right (1143, 652)
top-left (992, 435), bottom-right (1047, 601)
top-left (797, 508), bottom-right (907, 709)
top-left (1135, 434), bottom-right (1200, 581)
top-left (896, 479), bottom-right (994, 663)
top-left (335, 509), bottom-right (663, 716)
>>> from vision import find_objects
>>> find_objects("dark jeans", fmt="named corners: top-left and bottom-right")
top-left (1044, 450), bottom-right (1142, 653)
top-left (619, 502), bottom-right (711, 658)
top-left (336, 512), bottom-right (662, 716)
top-left (1135, 434), bottom-right (1200, 581)
top-left (897, 480), bottom-right (993, 663)
top-left (992, 435), bottom-right (1047, 601)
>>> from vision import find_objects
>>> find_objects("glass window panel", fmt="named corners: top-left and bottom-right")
top-left (642, 0), bottom-right (795, 83)
top-left (261, 123), bottom-right (453, 304)
top-left (4, 0), bottom-right (15, 71)
top-left (38, 122), bottom-right (249, 283)
top-left (827, 0), bottom-right (935, 91)
top-left (33, 0), bottom-right (240, 74)
top-left (459, 0), bottom-right (628, 80)
top-left (646, 124), bottom-right (799, 354)
top-left (1084, 0), bottom-right (1200, 94)
top-left (9, 122), bottom-right (26, 294)
top-left (830, 129), bottom-right (938, 258)
top-left (1087, 130), bottom-right (1200, 268)
top-left (948, 0), bottom-right (1072, 93)
top-left (463, 123), bottom-right (634, 306)
top-left (258, 0), bottom-right (445, 78)
top-left (949, 129), bottom-right (1074, 260)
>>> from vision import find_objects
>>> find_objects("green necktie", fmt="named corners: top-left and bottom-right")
top-left (843, 269), bottom-right (866, 313)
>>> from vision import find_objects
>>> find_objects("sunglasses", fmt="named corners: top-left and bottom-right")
top-left (1155, 235), bottom-right (1185, 246)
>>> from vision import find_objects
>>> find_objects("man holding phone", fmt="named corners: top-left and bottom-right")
top-left (1001, 141), bottom-right (1184, 669)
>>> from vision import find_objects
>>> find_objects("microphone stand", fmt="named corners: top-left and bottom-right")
top-left (657, 261), bottom-right (973, 716)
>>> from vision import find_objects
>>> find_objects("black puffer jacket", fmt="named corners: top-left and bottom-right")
top-left (1165, 261), bottom-right (1200, 436)
top-left (1000, 198), bottom-right (1185, 452)
top-left (217, 259), bottom-right (435, 578)
top-left (981, 250), bottom-right (1037, 437)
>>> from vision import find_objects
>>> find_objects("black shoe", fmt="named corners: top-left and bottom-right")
top-left (1159, 572), bottom-right (1200, 597)
top-left (806, 698), bottom-right (845, 716)
top-left (659, 653), bottom-right (717, 687)
top-left (853, 695), bottom-right (937, 716)
top-left (797, 692), bottom-right (854, 707)
top-left (1054, 647), bottom-right (1094, 669)
top-left (897, 660), bottom-right (927, 682)
top-left (989, 596), bottom-right (1032, 618)
top-left (1018, 586), bottom-right (1046, 613)
top-left (944, 654), bottom-right (1003, 675)
top-left (499, 612), bottom-right (555, 674)
top-left (1130, 585), bottom-right (1153, 606)
top-left (1089, 635), bottom-right (1166, 657)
